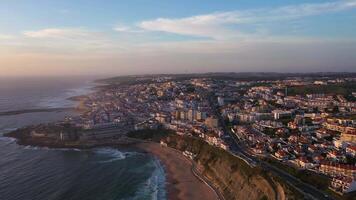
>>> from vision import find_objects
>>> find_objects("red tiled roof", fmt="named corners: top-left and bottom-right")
top-left (320, 162), bottom-right (356, 170)
top-left (347, 146), bottom-right (356, 151)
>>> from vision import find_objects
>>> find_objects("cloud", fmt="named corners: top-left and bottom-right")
top-left (2, 0), bottom-right (356, 76)
top-left (23, 28), bottom-right (92, 39)
top-left (138, 0), bottom-right (356, 39)
top-left (0, 34), bottom-right (16, 40)
top-left (114, 26), bottom-right (131, 32)
top-left (21, 28), bottom-right (118, 53)
top-left (139, 17), bottom-right (241, 40)
top-left (113, 24), bottom-right (145, 33)
top-left (2, 39), bottom-right (355, 77)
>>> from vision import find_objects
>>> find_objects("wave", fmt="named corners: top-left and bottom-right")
top-left (0, 128), bottom-right (17, 135)
top-left (95, 148), bottom-right (142, 163)
top-left (22, 145), bottom-right (81, 152)
top-left (132, 158), bottom-right (167, 200)
top-left (37, 84), bottom-right (94, 109)
top-left (0, 136), bottom-right (17, 145)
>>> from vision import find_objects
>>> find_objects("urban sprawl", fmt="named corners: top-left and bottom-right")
top-left (35, 75), bottom-right (356, 196)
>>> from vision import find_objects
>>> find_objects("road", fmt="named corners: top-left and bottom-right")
top-left (228, 128), bottom-right (332, 199)
top-left (207, 93), bottom-right (333, 200)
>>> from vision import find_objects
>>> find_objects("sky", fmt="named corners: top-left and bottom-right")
top-left (0, 0), bottom-right (356, 77)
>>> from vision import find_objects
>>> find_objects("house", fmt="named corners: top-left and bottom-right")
top-left (272, 110), bottom-right (292, 120)
top-left (205, 117), bottom-right (219, 128)
top-left (296, 157), bottom-right (314, 169)
top-left (327, 151), bottom-right (341, 160)
top-left (293, 147), bottom-right (305, 156)
top-left (334, 140), bottom-right (349, 149)
top-left (252, 143), bottom-right (266, 154)
top-left (346, 146), bottom-right (356, 157)
top-left (308, 145), bottom-right (318, 154)
top-left (330, 176), bottom-right (356, 194)
top-left (312, 155), bottom-right (324, 164)
top-left (319, 162), bottom-right (356, 178)
top-left (341, 130), bottom-right (356, 143)
top-left (315, 129), bottom-right (331, 139)
top-left (183, 150), bottom-right (196, 160)
top-left (160, 140), bottom-right (168, 147)
top-left (275, 150), bottom-right (289, 160)
top-left (288, 121), bottom-right (298, 129)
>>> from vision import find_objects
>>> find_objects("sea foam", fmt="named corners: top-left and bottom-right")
top-left (132, 157), bottom-right (167, 200)
top-left (95, 148), bottom-right (142, 163)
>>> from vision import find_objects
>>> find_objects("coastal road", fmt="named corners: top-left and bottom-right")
top-left (226, 131), bottom-right (332, 200)
top-left (191, 162), bottom-right (225, 200)
top-left (208, 94), bottom-right (332, 200)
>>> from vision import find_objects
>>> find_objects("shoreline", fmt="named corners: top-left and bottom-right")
top-left (1, 80), bottom-right (220, 200)
top-left (0, 90), bottom-right (92, 117)
top-left (0, 108), bottom-right (75, 116)
top-left (3, 134), bottom-right (219, 200)
top-left (134, 142), bottom-right (218, 200)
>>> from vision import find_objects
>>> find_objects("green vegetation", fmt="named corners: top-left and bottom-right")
top-left (164, 134), bottom-right (257, 176)
top-left (249, 82), bottom-right (273, 87)
top-left (345, 95), bottom-right (356, 102)
top-left (260, 196), bottom-right (268, 200)
top-left (129, 130), bottom-right (302, 199)
top-left (346, 155), bottom-right (356, 165)
top-left (263, 128), bottom-right (276, 138)
top-left (263, 158), bottom-right (356, 200)
top-left (127, 128), bottom-right (174, 142)
top-left (286, 82), bottom-right (356, 98)
top-left (264, 158), bottom-right (329, 190)
top-left (185, 84), bottom-right (196, 93)
top-left (338, 114), bottom-right (356, 120)
top-left (278, 117), bottom-right (293, 126)
top-left (162, 134), bottom-right (303, 199)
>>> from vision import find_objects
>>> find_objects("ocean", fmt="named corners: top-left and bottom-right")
top-left (0, 77), bottom-right (166, 200)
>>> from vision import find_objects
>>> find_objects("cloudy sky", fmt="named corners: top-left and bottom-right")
top-left (1, 0), bottom-right (356, 77)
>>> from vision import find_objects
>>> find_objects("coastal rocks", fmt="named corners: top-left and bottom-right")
top-left (4, 125), bottom-right (137, 149)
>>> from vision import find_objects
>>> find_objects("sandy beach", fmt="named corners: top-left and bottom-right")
top-left (136, 142), bottom-right (218, 200)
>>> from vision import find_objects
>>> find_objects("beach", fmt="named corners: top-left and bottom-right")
top-left (136, 142), bottom-right (218, 200)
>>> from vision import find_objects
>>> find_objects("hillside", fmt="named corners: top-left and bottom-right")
top-left (128, 130), bottom-right (303, 200)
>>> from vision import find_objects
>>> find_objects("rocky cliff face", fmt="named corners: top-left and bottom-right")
top-left (162, 135), bottom-right (302, 200)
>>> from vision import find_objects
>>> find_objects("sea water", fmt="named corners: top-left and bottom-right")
top-left (0, 76), bottom-right (166, 200)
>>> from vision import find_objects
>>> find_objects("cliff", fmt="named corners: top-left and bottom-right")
top-left (161, 134), bottom-right (303, 200)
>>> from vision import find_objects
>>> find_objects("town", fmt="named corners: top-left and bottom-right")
top-left (26, 73), bottom-right (356, 198)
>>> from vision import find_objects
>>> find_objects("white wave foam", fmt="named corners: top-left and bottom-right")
top-left (95, 148), bottom-right (142, 163)
top-left (37, 84), bottom-right (94, 109)
top-left (0, 128), bottom-right (18, 135)
top-left (22, 145), bottom-right (82, 152)
top-left (24, 145), bottom-right (40, 150)
top-left (0, 136), bottom-right (17, 145)
top-left (132, 158), bottom-right (167, 200)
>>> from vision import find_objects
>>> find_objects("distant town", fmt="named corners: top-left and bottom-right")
top-left (7, 73), bottom-right (356, 199)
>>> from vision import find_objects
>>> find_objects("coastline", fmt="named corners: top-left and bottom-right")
top-left (4, 131), bottom-right (219, 200)
top-left (134, 142), bottom-right (218, 200)
top-left (0, 108), bottom-right (74, 116)
top-left (2, 79), bottom-right (220, 200)
top-left (0, 95), bottom-right (89, 117)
